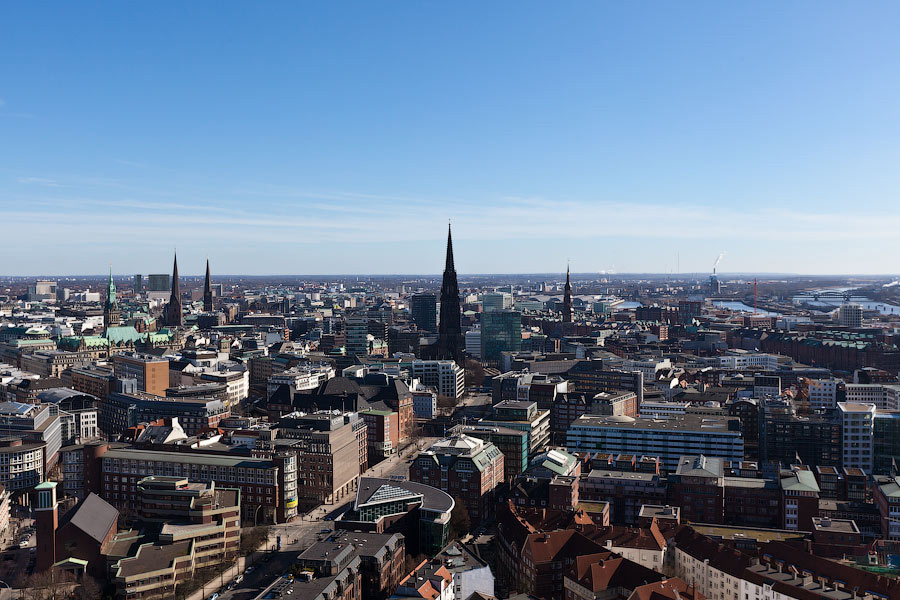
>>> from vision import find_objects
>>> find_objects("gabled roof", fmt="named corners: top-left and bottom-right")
top-left (524, 529), bottom-right (604, 565)
top-left (630, 578), bottom-right (706, 600)
top-left (105, 326), bottom-right (144, 345)
top-left (675, 455), bottom-right (724, 478)
top-left (570, 553), bottom-right (665, 592)
top-left (781, 468), bottom-right (821, 493)
top-left (61, 492), bottom-right (119, 544)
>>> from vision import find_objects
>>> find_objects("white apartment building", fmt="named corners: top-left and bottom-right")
top-left (267, 363), bottom-right (335, 398)
top-left (717, 352), bottom-right (779, 371)
top-left (671, 541), bottom-right (744, 600)
top-left (565, 414), bottom-right (744, 472)
top-left (838, 402), bottom-right (875, 473)
top-left (465, 328), bottom-right (481, 359)
top-left (623, 358), bottom-right (672, 382)
top-left (597, 535), bottom-right (666, 572)
top-left (807, 378), bottom-right (840, 411)
top-left (838, 303), bottom-right (863, 328)
top-left (200, 370), bottom-right (250, 408)
top-left (639, 400), bottom-right (690, 417)
top-left (845, 383), bottom-right (900, 410)
top-left (412, 360), bottom-right (465, 399)
top-left (412, 385), bottom-right (437, 420)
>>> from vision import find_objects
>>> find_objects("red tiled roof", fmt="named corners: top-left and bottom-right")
top-left (629, 577), bottom-right (706, 600)
top-left (579, 521), bottom-right (667, 552)
top-left (571, 553), bottom-right (665, 592)
top-left (524, 530), bottom-right (605, 565)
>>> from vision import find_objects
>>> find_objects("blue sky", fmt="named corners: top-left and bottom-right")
top-left (1, 2), bottom-right (898, 276)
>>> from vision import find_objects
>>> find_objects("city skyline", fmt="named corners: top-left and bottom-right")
top-left (2, 2), bottom-right (899, 274)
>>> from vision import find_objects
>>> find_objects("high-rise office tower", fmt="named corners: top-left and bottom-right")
top-left (838, 303), bottom-right (863, 329)
top-left (133, 274), bottom-right (143, 293)
top-left (410, 293), bottom-right (437, 332)
top-left (481, 292), bottom-right (511, 312)
top-left (166, 253), bottom-right (183, 326)
top-left (345, 318), bottom-right (370, 358)
top-left (563, 265), bottom-right (572, 323)
top-left (437, 224), bottom-right (463, 364)
top-left (481, 310), bottom-right (522, 362)
top-left (203, 259), bottom-right (213, 312)
top-left (147, 273), bottom-right (170, 292)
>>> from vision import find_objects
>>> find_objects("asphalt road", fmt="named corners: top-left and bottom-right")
top-left (215, 436), bottom-right (440, 600)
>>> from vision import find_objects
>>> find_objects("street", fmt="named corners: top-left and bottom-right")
top-left (214, 434), bottom-right (439, 600)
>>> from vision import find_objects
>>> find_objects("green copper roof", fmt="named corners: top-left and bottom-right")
top-left (105, 326), bottom-right (144, 345)
top-left (58, 336), bottom-right (110, 351)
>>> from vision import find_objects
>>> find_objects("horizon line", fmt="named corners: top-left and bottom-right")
top-left (2, 272), bottom-right (899, 279)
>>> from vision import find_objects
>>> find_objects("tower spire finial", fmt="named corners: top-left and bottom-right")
top-left (438, 221), bottom-right (462, 363)
top-left (203, 256), bottom-right (213, 312)
top-left (444, 221), bottom-right (455, 273)
top-left (167, 250), bottom-right (183, 326)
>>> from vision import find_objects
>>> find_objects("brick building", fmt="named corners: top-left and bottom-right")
top-left (410, 434), bottom-right (504, 523)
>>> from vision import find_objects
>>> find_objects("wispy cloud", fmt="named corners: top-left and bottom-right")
top-left (5, 185), bottom-right (899, 247)
top-left (3, 171), bottom-right (897, 274)
top-left (16, 176), bottom-right (61, 187)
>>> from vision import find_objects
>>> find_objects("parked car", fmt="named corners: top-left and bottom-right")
top-left (208, 593), bottom-right (219, 600)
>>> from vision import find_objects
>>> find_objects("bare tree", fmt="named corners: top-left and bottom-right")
top-left (436, 394), bottom-right (458, 413)
top-left (240, 525), bottom-right (271, 556)
top-left (76, 576), bottom-right (101, 600)
top-left (464, 359), bottom-right (485, 389)
top-left (449, 501), bottom-right (472, 539)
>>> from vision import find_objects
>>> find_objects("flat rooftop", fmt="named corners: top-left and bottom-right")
top-left (812, 518), bottom-right (860, 534)
top-left (585, 469), bottom-right (660, 483)
top-left (571, 413), bottom-right (740, 433)
top-left (103, 448), bottom-right (274, 469)
top-left (639, 505), bottom-right (680, 519)
top-left (115, 540), bottom-right (192, 578)
top-left (690, 524), bottom-right (807, 543)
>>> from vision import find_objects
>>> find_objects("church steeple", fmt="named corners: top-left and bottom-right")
top-left (438, 222), bottom-right (463, 364)
top-left (203, 258), bottom-right (213, 312)
top-left (444, 222), bottom-right (455, 273)
top-left (104, 265), bottom-right (120, 332)
top-left (563, 263), bottom-right (573, 323)
top-left (166, 252), bottom-right (183, 326)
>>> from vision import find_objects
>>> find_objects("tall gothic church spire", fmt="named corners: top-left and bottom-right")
top-left (438, 223), bottom-right (463, 364)
top-left (203, 258), bottom-right (213, 312)
top-left (166, 252), bottom-right (183, 326)
top-left (104, 265), bottom-right (120, 332)
top-left (563, 263), bottom-right (573, 323)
